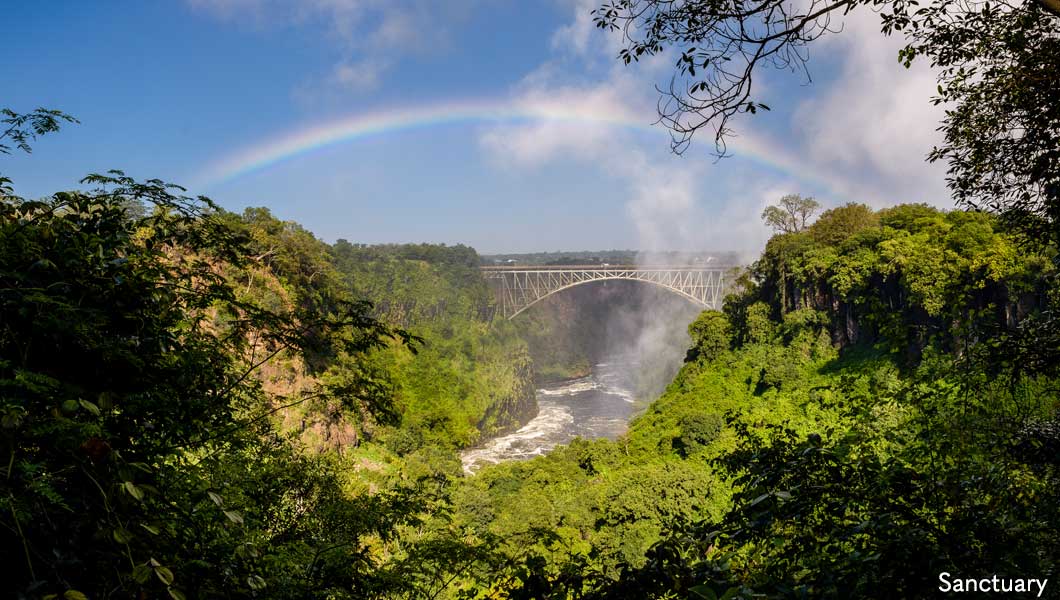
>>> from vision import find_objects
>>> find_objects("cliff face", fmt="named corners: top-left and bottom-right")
top-left (514, 288), bottom-right (595, 383)
top-left (476, 348), bottom-right (537, 438)
top-left (220, 213), bottom-right (545, 455)
top-left (743, 205), bottom-right (1055, 361)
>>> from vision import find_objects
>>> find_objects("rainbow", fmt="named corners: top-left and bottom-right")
top-left (192, 96), bottom-right (839, 197)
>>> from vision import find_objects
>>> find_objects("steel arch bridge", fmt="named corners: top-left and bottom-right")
top-left (481, 265), bottom-right (727, 320)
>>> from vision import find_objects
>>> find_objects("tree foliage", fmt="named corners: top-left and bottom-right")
top-left (761, 194), bottom-right (821, 234)
top-left (593, 0), bottom-right (848, 153)
top-left (809, 202), bottom-right (878, 245)
top-left (685, 310), bottom-right (732, 362)
top-left (0, 172), bottom-right (447, 598)
top-left (746, 204), bottom-right (1053, 357)
top-left (0, 107), bottom-right (79, 197)
top-left (0, 107), bottom-right (79, 156)
top-left (883, 0), bottom-right (1060, 247)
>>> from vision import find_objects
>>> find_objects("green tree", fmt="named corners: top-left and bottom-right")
top-left (672, 412), bottom-right (723, 457)
top-left (876, 203), bottom-right (940, 232)
top-left (0, 172), bottom-right (424, 597)
top-left (0, 107), bottom-right (78, 156)
top-left (686, 310), bottom-right (732, 362)
top-left (891, 0), bottom-right (1060, 248)
top-left (809, 202), bottom-right (879, 246)
top-left (594, 0), bottom-right (1060, 376)
top-left (761, 194), bottom-right (821, 234)
top-left (745, 301), bottom-right (776, 343)
top-left (1, 107), bottom-right (78, 196)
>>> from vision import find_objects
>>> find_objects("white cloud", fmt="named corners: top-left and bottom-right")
top-left (769, 10), bottom-right (949, 207)
top-left (480, 0), bottom-right (957, 259)
top-left (550, 0), bottom-right (599, 56)
top-left (329, 58), bottom-right (389, 92)
top-left (479, 75), bottom-right (770, 254)
top-left (188, 0), bottom-right (474, 98)
top-left (543, 4), bottom-right (951, 210)
top-left (548, 0), bottom-right (680, 76)
top-left (480, 75), bottom-right (654, 166)
top-left (479, 3), bottom-right (793, 256)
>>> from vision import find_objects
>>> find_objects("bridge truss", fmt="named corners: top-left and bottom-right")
top-left (481, 265), bottom-right (727, 319)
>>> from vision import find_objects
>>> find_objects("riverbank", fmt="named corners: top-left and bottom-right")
top-left (460, 357), bottom-right (639, 474)
top-left (534, 361), bottom-right (593, 385)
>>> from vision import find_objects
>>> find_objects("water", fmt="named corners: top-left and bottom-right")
top-left (460, 356), bottom-right (639, 474)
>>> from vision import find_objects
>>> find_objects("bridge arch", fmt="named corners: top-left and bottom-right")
top-left (481, 266), bottom-right (726, 320)
top-left (506, 276), bottom-right (707, 319)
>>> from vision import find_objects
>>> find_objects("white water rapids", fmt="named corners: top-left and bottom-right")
top-left (460, 356), bottom-right (639, 474)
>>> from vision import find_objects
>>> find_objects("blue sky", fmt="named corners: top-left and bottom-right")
top-left (3, 1), bottom-right (950, 256)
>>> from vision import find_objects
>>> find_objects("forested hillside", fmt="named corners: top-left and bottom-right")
top-left (6, 0), bottom-right (1060, 589)
top-left (457, 203), bottom-right (1060, 598)
top-left (0, 158), bottom-right (576, 597)
top-left (3, 135), bottom-right (1058, 600)
top-left (0, 176), bottom-right (455, 599)
top-left (4, 100), bottom-right (1060, 599)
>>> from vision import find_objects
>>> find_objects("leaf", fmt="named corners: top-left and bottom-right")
top-left (97, 391), bottom-right (115, 410)
top-left (78, 399), bottom-right (101, 416)
top-left (141, 523), bottom-right (160, 535)
top-left (748, 492), bottom-right (770, 507)
top-left (689, 585), bottom-right (717, 600)
top-left (112, 527), bottom-right (134, 544)
top-left (207, 491), bottom-right (223, 507)
top-left (154, 565), bottom-right (175, 586)
top-left (1, 406), bottom-right (25, 429)
top-left (123, 481), bottom-right (144, 501)
top-left (223, 510), bottom-right (244, 525)
top-left (63, 592), bottom-right (88, 600)
top-left (132, 564), bottom-right (152, 584)
top-left (168, 589), bottom-right (187, 600)
top-left (247, 574), bottom-right (266, 590)
top-left (235, 541), bottom-right (259, 559)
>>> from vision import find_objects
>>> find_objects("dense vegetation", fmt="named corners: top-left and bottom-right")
top-left (0, 174), bottom-right (444, 599)
top-left (0, 107), bottom-right (550, 596)
top-left (445, 203), bottom-right (1060, 598)
top-left (4, 3), bottom-right (1060, 585)
top-left (8, 157), bottom-right (1055, 597)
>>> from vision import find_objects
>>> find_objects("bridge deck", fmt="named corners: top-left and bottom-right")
top-left (480, 264), bottom-right (729, 319)
top-left (480, 264), bottom-right (733, 271)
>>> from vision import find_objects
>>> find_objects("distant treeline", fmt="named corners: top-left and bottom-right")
top-left (335, 241), bottom-right (480, 270)
top-left (482, 249), bottom-right (742, 266)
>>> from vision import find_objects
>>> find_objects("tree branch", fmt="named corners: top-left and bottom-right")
top-left (1033, 0), bottom-right (1060, 16)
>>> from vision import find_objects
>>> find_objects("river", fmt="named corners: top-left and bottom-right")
top-left (460, 356), bottom-right (639, 474)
